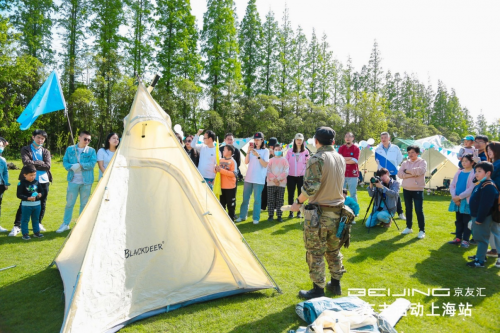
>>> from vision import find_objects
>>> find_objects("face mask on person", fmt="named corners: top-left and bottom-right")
top-left (33, 141), bottom-right (43, 147)
top-left (274, 151), bottom-right (282, 157)
top-left (0, 148), bottom-right (4, 154)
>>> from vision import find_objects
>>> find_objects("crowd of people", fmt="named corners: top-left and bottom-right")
top-left (0, 128), bottom-right (499, 272)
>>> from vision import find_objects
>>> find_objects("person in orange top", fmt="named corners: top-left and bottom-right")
top-left (215, 144), bottom-right (238, 220)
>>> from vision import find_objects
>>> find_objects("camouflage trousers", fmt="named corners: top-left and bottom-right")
top-left (303, 211), bottom-right (346, 288)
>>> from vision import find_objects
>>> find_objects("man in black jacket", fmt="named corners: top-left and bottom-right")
top-left (9, 129), bottom-right (52, 237)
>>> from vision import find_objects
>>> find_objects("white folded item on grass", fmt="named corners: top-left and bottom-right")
top-left (379, 298), bottom-right (411, 328)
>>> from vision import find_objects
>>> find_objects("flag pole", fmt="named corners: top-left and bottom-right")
top-left (66, 112), bottom-right (75, 145)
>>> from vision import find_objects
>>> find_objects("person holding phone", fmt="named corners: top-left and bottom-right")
top-left (236, 132), bottom-right (269, 224)
top-left (191, 129), bottom-right (217, 190)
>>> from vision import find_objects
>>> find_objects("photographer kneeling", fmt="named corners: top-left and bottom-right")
top-left (366, 168), bottom-right (400, 228)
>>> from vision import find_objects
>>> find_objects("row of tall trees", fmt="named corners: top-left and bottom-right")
top-left (1, 0), bottom-right (498, 155)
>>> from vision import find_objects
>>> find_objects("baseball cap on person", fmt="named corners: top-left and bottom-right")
top-left (268, 137), bottom-right (278, 147)
top-left (315, 127), bottom-right (336, 144)
top-left (294, 133), bottom-right (304, 140)
top-left (254, 132), bottom-right (264, 139)
top-left (463, 135), bottom-right (474, 141)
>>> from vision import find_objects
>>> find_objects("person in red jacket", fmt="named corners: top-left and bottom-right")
top-left (338, 132), bottom-right (360, 205)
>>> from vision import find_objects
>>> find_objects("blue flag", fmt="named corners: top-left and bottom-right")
top-left (375, 152), bottom-right (399, 175)
top-left (17, 71), bottom-right (66, 130)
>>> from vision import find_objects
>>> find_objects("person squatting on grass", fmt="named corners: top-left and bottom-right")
top-left (343, 189), bottom-right (359, 219)
top-left (485, 141), bottom-right (500, 258)
top-left (57, 131), bottom-right (97, 233)
top-left (236, 132), bottom-right (269, 225)
top-left (365, 168), bottom-right (400, 229)
top-left (286, 133), bottom-right (309, 219)
top-left (398, 145), bottom-right (427, 239)
top-left (466, 162), bottom-right (500, 268)
top-left (266, 143), bottom-right (289, 222)
top-left (447, 154), bottom-right (476, 248)
top-left (216, 144), bottom-right (238, 221)
top-left (0, 137), bottom-right (10, 233)
top-left (9, 130), bottom-right (52, 237)
top-left (192, 129), bottom-right (217, 190)
top-left (17, 165), bottom-right (46, 240)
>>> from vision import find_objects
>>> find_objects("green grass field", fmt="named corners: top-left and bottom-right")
top-left (1, 160), bottom-right (499, 333)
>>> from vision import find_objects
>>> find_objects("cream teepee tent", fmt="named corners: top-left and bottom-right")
top-left (54, 82), bottom-right (278, 333)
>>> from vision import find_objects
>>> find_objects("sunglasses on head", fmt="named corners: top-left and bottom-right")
top-left (83, 138), bottom-right (91, 142)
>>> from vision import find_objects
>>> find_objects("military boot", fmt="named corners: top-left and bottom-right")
top-left (326, 278), bottom-right (342, 295)
top-left (298, 283), bottom-right (325, 299)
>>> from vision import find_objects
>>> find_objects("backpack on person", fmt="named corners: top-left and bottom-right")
top-left (481, 180), bottom-right (500, 223)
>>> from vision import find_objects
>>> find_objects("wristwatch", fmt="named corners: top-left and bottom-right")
top-left (257, 156), bottom-right (261, 159)
top-left (295, 198), bottom-right (303, 205)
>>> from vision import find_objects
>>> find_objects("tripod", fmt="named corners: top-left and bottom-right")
top-left (361, 184), bottom-right (400, 233)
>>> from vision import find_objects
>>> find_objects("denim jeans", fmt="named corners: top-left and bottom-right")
top-left (63, 183), bottom-right (92, 225)
top-left (239, 182), bottom-right (264, 221)
top-left (21, 205), bottom-right (41, 235)
top-left (204, 178), bottom-right (214, 190)
top-left (344, 177), bottom-right (358, 203)
top-left (365, 210), bottom-right (392, 228)
top-left (471, 215), bottom-right (494, 262)
top-left (403, 189), bottom-right (425, 232)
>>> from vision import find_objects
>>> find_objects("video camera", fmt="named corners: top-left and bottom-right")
top-left (370, 176), bottom-right (381, 184)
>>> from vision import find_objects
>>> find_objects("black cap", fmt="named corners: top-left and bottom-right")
top-left (268, 137), bottom-right (278, 147)
top-left (315, 126), bottom-right (335, 144)
top-left (254, 132), bottom-right (264, 139)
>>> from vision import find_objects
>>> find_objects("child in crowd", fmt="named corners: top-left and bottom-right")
top-left (0, 137), bottom-right (10, 232)
top-left (342, 189), bottom-right (359, 224)
top-left (216, 145), bottom-right (237, 221)
top-left (17, 165), bottom-right (45, 240)
top-left (267, 144), bottom-right (289, 222)
top-left (466, 162), bottom-right (500, 268)
top-left (447, 154), bottom-right (475, 248)
top-left (458, 135), bottom-right (475, 169)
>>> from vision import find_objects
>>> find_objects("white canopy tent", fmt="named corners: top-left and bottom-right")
top-left (54, 82), bottom-right (277, 333)
top-left (421, 148), bottom-right (459, 190)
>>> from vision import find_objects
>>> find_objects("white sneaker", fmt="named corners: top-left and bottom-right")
top-left (8, 226), bottom-right (21, 237)
top-left (401, 228), bottom-right (413, 235)
top-left (418, 231), bottom-right (426, 239)
top-left (38, 224), bottom-right (46, 232)
top-left (495, 259), bottom-right (500, 268)
top-left (235, 217), bottom-right (244, 223)
top-left (399, 213), bottom-right (406, 220)
top-left (56, 224), bottom-right (70, 233)
top-left (253, 220), bottom-right (259, 225)
top-left (0, 225), bottom-right (7, 232)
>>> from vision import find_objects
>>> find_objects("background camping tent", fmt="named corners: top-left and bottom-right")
top-left (414, 135), bottom-right (460, 151)
top-left (55, 82), bottom-right (277, 333)
top-left (358, 147), bottom-right (379, 183)
top-left (421, 148), bottom-right (459, 190)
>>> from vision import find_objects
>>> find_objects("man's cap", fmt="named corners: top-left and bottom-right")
top-left (294, 133), bottom-right (304, 140)
top-left (463, 135), bottom-right (474, 141)
top-left (268, 137), bottom-right (278, 147)
top-left (253, 132), bottom-right (264, 139)
top-left (315, 127), bottom-right (336, 144)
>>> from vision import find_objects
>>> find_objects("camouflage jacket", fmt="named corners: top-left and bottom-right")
top-left (302, 145), bottom-right (345, 205)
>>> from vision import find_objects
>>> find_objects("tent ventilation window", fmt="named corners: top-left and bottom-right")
top-left (141, 123), bottom-right (147, 138)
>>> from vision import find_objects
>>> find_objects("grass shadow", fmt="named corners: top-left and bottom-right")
top-left (348, 235), bottom-right (420, 263)
top-left (0, 231), bottom-right (68, 245)
top-left (0, 267), bottom-right (64, 333)
top-left (227, 304), bottom-right (299, 333)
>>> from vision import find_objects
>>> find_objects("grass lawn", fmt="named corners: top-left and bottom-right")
top-left (1, 160), bottom-right (499, 333)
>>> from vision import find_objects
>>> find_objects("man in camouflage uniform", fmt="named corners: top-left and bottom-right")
top-left (291, 127), bottom-right (347, 299)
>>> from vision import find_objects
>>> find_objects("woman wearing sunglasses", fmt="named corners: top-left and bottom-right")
top-left (57, 130), bottom-right (97, 233)
top-left (184, 135), bottom-right (199, 167)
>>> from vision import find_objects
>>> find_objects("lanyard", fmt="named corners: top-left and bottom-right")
top-left (31, 145), bottom-right (41, 162)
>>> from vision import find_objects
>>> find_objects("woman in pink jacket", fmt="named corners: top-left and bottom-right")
top-left (398, 145), bottom-right (427, 239)
top-left (447, 154), bottom-right (476, 248)
top-left (285, 133), bottom-right (310, 218)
